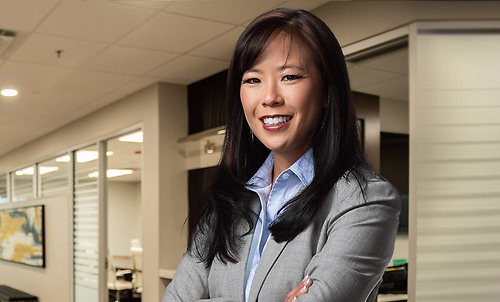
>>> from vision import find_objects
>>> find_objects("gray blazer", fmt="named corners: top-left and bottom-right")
top-left (163, 172), bottom-right (401, 302)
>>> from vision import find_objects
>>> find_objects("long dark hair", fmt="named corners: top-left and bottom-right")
top-left (191, 8), bottom-right (370, 266)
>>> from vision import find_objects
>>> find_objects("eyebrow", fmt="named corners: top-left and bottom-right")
top-left (244, 64), bottom-right (306, 74)
top-left (278, 64), bottom-right (306, 72)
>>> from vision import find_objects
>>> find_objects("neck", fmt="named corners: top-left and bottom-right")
top-left (272, 148), bottom-right (308, 184)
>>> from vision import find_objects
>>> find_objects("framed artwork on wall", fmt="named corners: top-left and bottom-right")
top-left (0, 204), bottom-right (45, 267)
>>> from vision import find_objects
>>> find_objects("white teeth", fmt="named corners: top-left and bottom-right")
top-left (262, 116), bottom-right (291, 126)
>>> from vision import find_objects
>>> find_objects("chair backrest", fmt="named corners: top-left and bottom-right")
top-left (107, 254), bottom-right (117, 282)
top-left (112, 255), bottom-right (134, 270)
top-left (131, 249), bottom-right (142, 271)
top-left (131, 249), bottom-right (143, 291)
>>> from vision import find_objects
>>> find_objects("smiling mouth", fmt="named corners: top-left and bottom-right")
top-left (261, 116), bottom-right (292, 126)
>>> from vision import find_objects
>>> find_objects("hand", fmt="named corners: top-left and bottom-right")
top-left (284, 275), bottom-right (312, 302)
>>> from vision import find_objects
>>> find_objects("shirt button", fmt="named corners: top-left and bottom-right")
top-left (282, 173), bottom-right (289, 180)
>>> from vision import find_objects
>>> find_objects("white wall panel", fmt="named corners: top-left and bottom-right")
top-left (412, 26), bottom-right (500, 301)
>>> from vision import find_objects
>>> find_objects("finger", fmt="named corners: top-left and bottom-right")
top-left (285, 278), bottom-right (305, 301)
top-left (285, 275), bottom-right (312, 302)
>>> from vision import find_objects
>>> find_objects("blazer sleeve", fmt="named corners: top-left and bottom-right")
top-left (162, 247), bottom-right (210, 302)
top-left (299, 178), bottom-right (401, 302)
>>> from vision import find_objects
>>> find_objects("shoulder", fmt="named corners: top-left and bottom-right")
top-left (323, 169), bottom-right (401, 215)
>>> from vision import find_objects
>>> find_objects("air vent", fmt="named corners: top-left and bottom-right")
top-left (0, 29), bottom-right (16, 57)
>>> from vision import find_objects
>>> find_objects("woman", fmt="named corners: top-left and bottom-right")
top-left (163, 8), bottom-right (400, 302)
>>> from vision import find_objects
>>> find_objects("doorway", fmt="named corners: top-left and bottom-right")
top-left (106, 130), bottom-right (143, 302)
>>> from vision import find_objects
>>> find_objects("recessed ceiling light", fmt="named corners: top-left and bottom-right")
top-left (1, 89), bottom-right (18, 97)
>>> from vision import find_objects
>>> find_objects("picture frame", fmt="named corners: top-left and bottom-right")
top-left (0, 204), bottom-right (45, 267)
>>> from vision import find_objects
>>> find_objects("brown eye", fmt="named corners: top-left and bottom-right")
top-left (243, 78), bottom-right (261, 84)
top-left (282, 74), bottom-right (302, 81)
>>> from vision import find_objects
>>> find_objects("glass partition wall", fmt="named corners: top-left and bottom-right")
top-left (39, 155), bottom-right (71, 198)
top-left (71, 129), bottom-right (143, 302)
top-left (73, 145), bottom-right (100, 302)
top-left (106, 130), bottom-right (143, 302)
top-left (12, 165), bottom-right (35, 202)
top-left (0, 127), bottom-right (143, 302)
top-left (0, 174), bottom-right (7, 204)
top-left (410, 23), bottom-right (500, 301)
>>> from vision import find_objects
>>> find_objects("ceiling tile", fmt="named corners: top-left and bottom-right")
top-left (0, 1), bottom-right (59, 32)
top-left (111, 1), bottom-right (170, 11)
top-left (10, 34), bottom-right (108, 68)
top-left (36, 1), bottom-right (156, 43)
top-left (360, 47), bottom-right (408, 75)
top-left (148, 55), bottom-right (228, 84)
top-left (97, 77), bottom-right (160, 104)
top-left (0, 61), bottom-right (72, 92)
top-left (112, 77), bottom-right (160, 98)
top-left (361, 75), bottom-right (408, 102)
top-left (164, 1), bottom-right (283, 25)
top-left (348, 65), bottom-right (400, 90)
top-left (281, 0), bottom-right (331, 12)
top-left (118, 12), bottom-right (234, 53)
top-left (83, 46), bottom-right (178, 75)
top-left (52, 69), bottom-right (135, 98)
top-left (189, 26), bottom-right (244, 60)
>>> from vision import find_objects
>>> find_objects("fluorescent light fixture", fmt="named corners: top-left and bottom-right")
top-left (15, 166), bottom-right (58, 176)
top-left (75, 151), bottom-right (98, 163)
top-left (1, 89), bottom-right (18, 97)
top-left (56, 155), bottom-right (70, 163)
top-left (39, 166), bottom-right (59, 175)
top-left (119, 131), bottom-right (143, 143)
top-left (56, 151), bottom-right (113, 163)
top-left (88, 169), bottom-right (134, 178)
top-left (15, 167), bottom-right (34, 176)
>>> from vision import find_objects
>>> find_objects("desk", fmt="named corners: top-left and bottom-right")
top-left (377, 294), bottom-right (408, 302)
top-left (0, 285), bottom-right (38, 302)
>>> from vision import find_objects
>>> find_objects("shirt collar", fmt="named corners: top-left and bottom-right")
top-left (246, 148), bottom-right (315, 190)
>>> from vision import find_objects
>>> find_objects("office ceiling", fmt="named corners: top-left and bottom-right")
top-left (0, 0), bottom-right (408, 159)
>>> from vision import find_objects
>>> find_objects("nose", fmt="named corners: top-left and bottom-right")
top-left (261, 81), bottom-right (284, 107)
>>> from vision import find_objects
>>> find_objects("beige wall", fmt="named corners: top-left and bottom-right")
top-left (108, 181), bottom-right (142, 256)
top-left (157, 83), bottom-right (189, 298)
top-left (0, 195), bottom-right (71, 302)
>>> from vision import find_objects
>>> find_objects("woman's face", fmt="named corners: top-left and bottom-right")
top-left (240, 32), bottom-right (324, 162)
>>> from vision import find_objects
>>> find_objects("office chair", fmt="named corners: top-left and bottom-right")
top-left (131, 247), bottom-right (143, 295)
top-left (107, 255), bottom-right (134, 302)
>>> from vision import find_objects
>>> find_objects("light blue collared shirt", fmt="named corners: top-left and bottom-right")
top-left (244, 149), bottom-right (315, 301)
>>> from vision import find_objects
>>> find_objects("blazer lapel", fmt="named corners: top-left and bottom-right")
top-left (247, 238), bottom-right (289, 302)
top-left (246, 186), bottom-right (305, 301)
top-left (230, 195), bottom-right (261, 299)
top-left (228, 231), bottom-right (253, 299)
